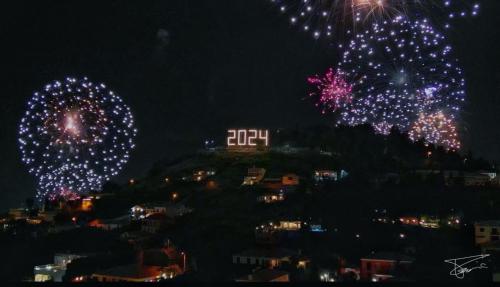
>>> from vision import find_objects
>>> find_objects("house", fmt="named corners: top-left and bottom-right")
top-left (257, 192), bottom-right (285, 204)
top-left (255, 224), bottom-right (282, 245)
top-left (34, 253), bottom-right (86, 282)
top-left (91, 247), bottom-right (184, 282)
top-left (131, 203), bottom-right (193, 221)
top-left (254, 220), bottom-right (304, 244)
top-left (261, 178), bottom-right (283, 190)
top-left (242, 168), bottom-right (266, 186)
top-left (8, 208), bottom-right (28, 220)
top-left (81, 197), bottom-right (93, 211)
top-left (90, 264), bottom-right (171, 282)
top-left (360, 252), bottom-right (414, 281)
top-left (37, 210), bottom-right (58, 223)
top-left (235, 269), bottom-right (290, 282)
top-left (192, 169), bottom-right (216, 182)
top-left (313, 170), bottom-right (338, 182)
top-left (277, 220), bottom-right (303, 231)
top-left (120, 231), bottom-right (152, 245)
top-left (475, 221), bottom-right (500, 245)
top-left (282, 174), bottom-right (300, 186)
top-left (34, 264), bottom-right (66, 282)
top-left (419, 216), bottom-right (440, 229)
top-left (398, 216), bottom-right (420, 226)
top-left (141, 213), bottom-right (172, 233)
top-left (464, 172), bottom-right (497, 186)
top-left (232, 248), bottom-right (296, 268)
top-left (88, 215), bottom-right (130, 231)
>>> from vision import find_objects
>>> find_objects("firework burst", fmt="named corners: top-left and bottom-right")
top-left (308, 68), bottom-right (353, 113)
top-left (334, 16), bottom-right (465, 134)
top-left (270, 0), bottom-right (480, 39)
top-left (19, 77), bottom-right (137, 200)
top-left (409, 111), bottom-right (461, 150)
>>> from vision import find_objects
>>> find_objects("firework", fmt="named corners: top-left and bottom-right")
top-left (334, 16), bottom-right (465, 134)
top-left (308, 68), bottom-right (353, 113)
top-left (409, 111), bottom-right (461, 150)
top-left (19, 77), bottom-right (137, 200)
top-left (269, 0), bottom-right (480, 39)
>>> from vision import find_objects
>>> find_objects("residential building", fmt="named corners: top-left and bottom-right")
top-left (360, 252), bottom-right (414, 281)
top-left (232, 248), bottom-right (296, 268)
top-left (91, 247), bottom-right (184, 282)
top-left (242, 168), bottom-right (266, 186)
top-left (313, 170), bottom-right (338, 182)
top-left (282, 174), bottom-right (300, 186)
top-left (257, 192), bottom-right (285, 204)
top-left (475, 221), bottom-right (500, 245)
top-left (88, 215), bottom-right (130, 231)
top-left (8, 208), bottom-right (28, 220)
top-left (81, 198), bottom-right (93, 211)
top-left (131, 202), bottom-right (193, 221)
top-left (141, 213), bottom-right (173, 233)
top-left (91, 264), bottom-right (175, 282)
top-left (34, 253), bottom-right (86, 282)
top-left (235, 269), bottom-right (290, 282)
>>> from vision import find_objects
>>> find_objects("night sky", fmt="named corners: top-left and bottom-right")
top-left (1, 0), bottom-right (499, 211)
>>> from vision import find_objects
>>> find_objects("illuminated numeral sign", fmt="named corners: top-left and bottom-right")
top-left (227, 129), bottom-right (269, 147)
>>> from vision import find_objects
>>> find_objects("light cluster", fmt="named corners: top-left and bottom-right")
top-left (270, 0), bottom-right (480, 39)
top-left (408, 111), bottom-right (461, 150)
top-left (19, 77), bottom-right (137, 200)
top-left (307, 68), bottom-right (353, 113)
top-left (331, 17), bottom-right (465, 135)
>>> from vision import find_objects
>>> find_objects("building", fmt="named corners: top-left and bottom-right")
top-left (261, 178), bottom-right (283, 190)
top-left (398, 216), bottom-right (420, 227)
top-left (242, 168), bottom-right (266, 186)
top-left (34, 264), bottom-right (66, 282)
top-left (313, 170), bottom-right (338, 182)
top-left (235, 269), bottom-right (290, 282)
top-left (277, 220), bottom-right (303, 231)
top-left (141, 213), bottom-right (172, 234)
top-left (88, 215), bottom-right (130, 231)
top-left (256, 192), bottom-right (285, 204)
top-left (254, 220), bottom-right (304, 244)
top-left (360, 252), bottom-right (414, 281)
top-left (91, 247), bottom-right (184, 282)
top-left (192, 169), bottom-right (216, 182)
top-left (120, 231), bottom-right (152, 245)
top-left (34, 253), bottom-right (86, 282)
top-left (81, 197), bottom-right (93, 211)
top-left (91, 264), bottom-right (176, 282)
top-left (419, 215), bottom-right (440, 229)
top-left (282, 174), bottom-right (300, 186)
top-left (131, 202), bottom-right (193, 221)
top-left (8, 208), bottom-right (28, 220)
top-left (474, 221), bottom-right (500, 245)
top-left (232, 248), bottom-right (296, 268)
top-left (464, 172), bottom-right (497, 187)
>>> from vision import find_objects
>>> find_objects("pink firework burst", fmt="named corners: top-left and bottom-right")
top-left (308, 68), bottom-right (353, 114)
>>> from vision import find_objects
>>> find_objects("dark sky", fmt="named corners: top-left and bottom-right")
top-left (1, 0), bottom-right (499, 211)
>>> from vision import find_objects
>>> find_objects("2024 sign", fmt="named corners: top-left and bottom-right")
top-left (227, 129), bottom-right (269, 147)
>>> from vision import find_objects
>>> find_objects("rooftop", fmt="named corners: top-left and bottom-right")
top-left (236, 269), bottom-right (289, 282)
top-left (92, 264), bottom-right (161, 280)
top-left (234, 248), bottom-right (296, 259)
top-left (361, 252), bottom-right (415, 263)
top-left (475, 220), bottom-right (500, 227)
